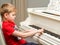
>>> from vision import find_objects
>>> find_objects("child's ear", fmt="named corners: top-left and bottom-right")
top-left (4, 13), bottom-right (9, 18)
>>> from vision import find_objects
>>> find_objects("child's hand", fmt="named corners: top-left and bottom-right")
top-left (38, 28), bottom-right (44, 32)
top-left (37, 28), bottom-right (44, 36)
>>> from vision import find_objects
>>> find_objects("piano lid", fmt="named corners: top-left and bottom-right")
top-left (44, 0), bottom-right (60, 15)
top-left (28, 0), bottom-right (60, 21)
top-left (47, 0), bottom-right (60, 11)
top-left (28, 0), bottom-right (60, 16)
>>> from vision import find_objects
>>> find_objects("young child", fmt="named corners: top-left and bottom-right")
top-left (0, 3), bottom-right (44, 45)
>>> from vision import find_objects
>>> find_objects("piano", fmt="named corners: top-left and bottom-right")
top-left (19, 0), bottom-right (60, 45)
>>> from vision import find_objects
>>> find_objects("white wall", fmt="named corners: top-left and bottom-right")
top-left (27, 0), bottom-right (49, 8)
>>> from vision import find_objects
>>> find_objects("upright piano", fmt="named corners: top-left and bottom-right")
top-left (19, 0), bottom-right (60, 45)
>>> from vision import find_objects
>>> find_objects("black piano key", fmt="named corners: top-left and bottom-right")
top-left (29, 25), bottom-right (41, 29)
top-left (29, 25), bottom-right (60, 39)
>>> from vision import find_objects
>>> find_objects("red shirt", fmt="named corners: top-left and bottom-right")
top-left (2, 21), bottom-right (26, 45)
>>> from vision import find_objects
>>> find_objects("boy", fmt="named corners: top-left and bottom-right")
top-left (0, 3), bottom-right (44, 45)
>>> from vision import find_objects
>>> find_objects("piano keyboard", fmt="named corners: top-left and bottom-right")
top-left (29, 25), bottom-right (60, 39)
top-left (29, 25), bottom-right (60, 45)
top-left (20, 25), bottom-right (60, 45)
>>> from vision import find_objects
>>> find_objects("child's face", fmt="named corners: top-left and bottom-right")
top-left (4, 12), bottom-right (16, 22)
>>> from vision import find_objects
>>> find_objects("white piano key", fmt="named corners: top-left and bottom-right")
top-left (44, 33), bottom-right (60, 43)
top-left (35, 36), bottom-right (51, 45)
top-left (39, 34), bottom-right (57, 45)
top-left (41, 33), bottom-right (60, 45)
top-left (20, 25), bottom-right (60, 45)
top-left (38, 38), bottom-right (51, 45)
top-left (45, 33), bottom-right (60, 44)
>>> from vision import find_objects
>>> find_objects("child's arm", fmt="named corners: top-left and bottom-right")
top-left (12, 29), bottom-right (44, 38)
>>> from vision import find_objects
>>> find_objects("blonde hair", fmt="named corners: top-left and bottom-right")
top-left (0, 3), bottom-right (16, 17)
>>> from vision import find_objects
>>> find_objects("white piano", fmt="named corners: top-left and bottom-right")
top-left (19, 0), bottom-right (60, 45)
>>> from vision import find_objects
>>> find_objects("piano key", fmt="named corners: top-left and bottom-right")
top-left (47, 34), bottom-right (60, 43)
top-left (20, 24), bottom-right (60, 45)
top-left (33, 36), bottom-right (51, 45)
top-left (42, 33), bottom-right (60, 44)
top-left (29, 25), bottom-right (60, 44)
top-left (29, 25), bottom-right (60, 39)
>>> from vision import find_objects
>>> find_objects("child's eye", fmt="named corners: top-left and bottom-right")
top-left (12, 14), bottom-right (16, 16)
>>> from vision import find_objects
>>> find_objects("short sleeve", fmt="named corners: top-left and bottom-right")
top-left (3, 24), bottom-right (15, 36)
